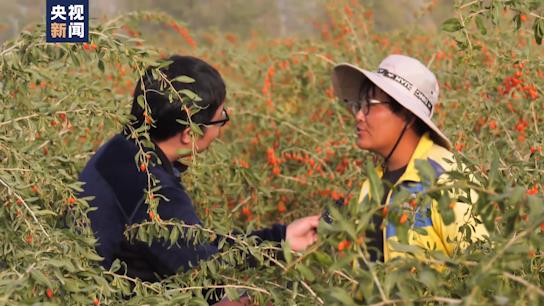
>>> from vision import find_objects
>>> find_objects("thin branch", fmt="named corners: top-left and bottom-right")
top-left (467, 9), bottom-right (489, 19)
top-left (0, 177), bottom-right (50, 239)
top-left (167, 284), bottom-right (270, 296)
top-left (529, 12), bottom-right (544, 20)
top-left (277, 174), bottom-right (309, 185)
top-left (300, 281), bottom-right (324, 305)
top-left (369, 296), bottom-right (463, 306)
top-left (482, 230), bottom-right (528, 273)
top-left (0, 104), bottom-right (111, 129)
top-left (466, 229), bottom-right (531, 303)
top-left (342, 10), bottom-right (364, 59)
top-left (359, 249), bottom-right (388, 302)
top-left (458, 12), bottom-right (473, 50)
top-left (503, 272), bottom-right (544, 297)
top-left (125, 221), bottom-right (287, 271)
top-left (283, 241), bottom-right (322, 272)
top-left (238, 110), bottom-right (322, 145)
top-left (531, 102), bottom-right (539, 135)
top-left (333, 270), bottom-right (359, 285)
top-left (103, 271), bottom-right (162, 293)
top-left (0, 41), bottom-right (23, 57)
top-left (291, 51), bottom-right (336, 66)
top-left (0, 168), bottom-right (32, 172)
top-left (459, 0), bottom-right (480, 10)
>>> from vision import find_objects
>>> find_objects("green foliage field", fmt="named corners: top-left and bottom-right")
top-left (0, 1), bottom-right (543, 305)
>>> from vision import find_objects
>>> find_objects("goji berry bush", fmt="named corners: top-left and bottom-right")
top-left (0, 1), bottom-right (543, 305)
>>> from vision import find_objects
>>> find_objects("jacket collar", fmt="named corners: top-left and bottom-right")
top-left (154, 144), bottom-right (188, 178)
top-left (120, 131), bottom-right (188, 177)
top-left (376, 132), bottom-right (435, 183)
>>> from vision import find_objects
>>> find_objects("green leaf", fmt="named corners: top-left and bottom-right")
top-left (475, 16), bottom-right (487, 35)
top-left (533, 19), bottom-right (543, 45)
top-left (70, 52), bottom-right (80, 66)
top-left (98, 59), bottom-right (105, 72)
top-left (414, 159), bottom-right (437, 185)
top-left (296, 264), bottom-right (315, 282)
top-left (109, 259), bottom-right (122, 273)
top-left (491, 2), bottom-right (501, 25)
top-left (190, 123), bottom-right (204, 136)
top-left (389, 240), bottom-right (423, 255)
top-left (169, 226), bottom-right (179, 245)
top-left (487, 153), bottom-right (500, 188)
top-left (85, 251), bottom-right (104, 262)
top-left (397, 223), bottom-right (409, 244)
top-left (137, 95), bottom-right (145, 109)
top-left (30, 269), bottom-right (52, 288)
top-left (329, 287), bottom-right (356, 305)
top-left (454, 36), bottom-right (469, 50)
top-left (172, 75), bottom-right (195, 83)
top-left (176, 119), bottom-right (189, 125)
top-left (48, 259), bottom-right (77, 273)
top-left (527, 195), bottom-right (544, 224)
top-left (413, 227), bottom-right (428, 236)
top-left (529, 1), bottom-right (543, 11)
top-left (179, 89), bottom-right (202, 101)
top-left (439, 193), bottom-right (455, 225)
top-left (282, 241), bottom-right (292, 263)
top-left (224, 287), bottom-right (239, 301)
top-left (137, 226), bottom-right (148, 242)
top-left (312, 251), bottom-right (333, 266)
top-left (509, 187), bottom-right (525, 205)
top-left (418, 270), bottom-right (438, 290)
top-left (63, 280), bottom-right (82, 292)
top-left (156, 60), bottom-right (173, 69)
top-left (513, 14), bottom-right (522, 31)
top-left (441, 18), bottom-right (463, 32)
top-left (366, 161), bottom-right (383, 206)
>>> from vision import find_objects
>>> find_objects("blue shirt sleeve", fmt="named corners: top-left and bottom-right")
top-left (143, 186), bottom-right (219, 275)
top-left (146, 185), bottom-right (287, 275)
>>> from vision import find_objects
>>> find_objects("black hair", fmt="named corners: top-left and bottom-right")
top-left (128, 55), bottom-right (226, 142)
top-left (387, 100), bottom-right (429, 136)
top-left (361, 82), bottom-right (429, 136)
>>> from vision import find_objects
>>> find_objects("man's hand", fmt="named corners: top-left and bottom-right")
top-left (286, 215), bottom-right (320, 252)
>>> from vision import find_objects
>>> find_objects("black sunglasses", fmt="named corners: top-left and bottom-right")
top-left (202, 108), bottom-right (229, 127)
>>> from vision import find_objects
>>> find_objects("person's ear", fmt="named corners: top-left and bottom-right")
top-left (179, 128), bottom-right (192, 145)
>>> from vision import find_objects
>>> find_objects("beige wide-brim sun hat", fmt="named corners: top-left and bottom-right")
top-left (331, 54), bottom-right (452, 150)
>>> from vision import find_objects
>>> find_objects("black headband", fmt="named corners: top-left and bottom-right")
top-left (376, 68), bottom-right (433, 114)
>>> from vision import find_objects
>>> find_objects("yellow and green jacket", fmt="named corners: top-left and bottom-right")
top-left (358, 132), bottom-right (489, 261)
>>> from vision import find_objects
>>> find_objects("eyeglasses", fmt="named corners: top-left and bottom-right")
top-left (202, 108), bottom-right (230, 127)
top-left (347, 98), bottom-right (389, 116)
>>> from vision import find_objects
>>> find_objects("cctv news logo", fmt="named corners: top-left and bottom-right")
top-left (46, 0), bottom-right (89, 43)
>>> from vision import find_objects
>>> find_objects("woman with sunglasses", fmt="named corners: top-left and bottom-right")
top-left (331, 54), bottom-right (488, 262)
top-left (78, 55), bottom-right (320, 293)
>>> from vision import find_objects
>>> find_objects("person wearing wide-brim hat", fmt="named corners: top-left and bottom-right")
top-left (332, 54), bottom-right (488, 262)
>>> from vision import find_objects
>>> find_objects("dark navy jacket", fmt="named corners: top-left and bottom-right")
top-left (79, 133), bottom-right (286, 281)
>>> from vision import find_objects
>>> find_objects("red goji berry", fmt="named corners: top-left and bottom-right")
top-left (337, 240), bottom-right (351, 252)
top-left (399, 213), bottom-right (408, 224)
top-left (277, 201), bottom-right (286, 213)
